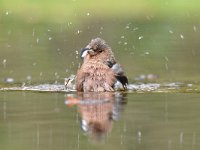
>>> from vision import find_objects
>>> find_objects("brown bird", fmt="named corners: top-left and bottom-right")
top-left (76, 38), bottom-right (128, 92)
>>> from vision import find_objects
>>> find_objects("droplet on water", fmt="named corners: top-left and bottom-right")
top-left (138, 36), bottom-right (143, 40)
top-left (118, 41), bottom-right (122, 44)
top-left (193, 25), bottom-right (197, 32)
top-left (5, 11), bottom-right (9, 15)
top-left (26, 76), bottom-right (32, 84)
top-left (36, 38), bottom-right (40, 44)
top-left (169, 30), bottom-right (173, 34)
top-left (49, 37), bottom-right (52, 40)
top-left (137, 130), bottom-right (142, 144)
top-left (76, 30), bottom-right (82, 34)
top-left (26, 75), bottom-right (32, 81)
top-left (180, 34), bottom-right (184, 39)
top-left (67, 22), bottom-right (72, 27)
top-left (86, 12), bottom-right (90, 16)
top-left (133, 27), bottom-right (139, 31)
top-left (125, 25), bottom-right (130, 29)
top-left (165, 63), bottom-right (168, 70)
top-left (4, 78), bottom-right (14, 83)
top-left (6, 44), bottom-right (11, 48)
top-left (7, 30), bottom-right (12, 35)
top-left (179, 132), bottom-right (184, 145)
top-left (32, 28), bottom-right (35, 37)
top-left (3, 59), bottom-right (7, 68)
top-left (165, 56), bottom-right (169, 61)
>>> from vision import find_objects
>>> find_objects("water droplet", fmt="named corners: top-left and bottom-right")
top-left (193, 25), bottom-right (197, 32)
top-left (4, 77), bottom-right (14, 83)
top-left (180, 34), bottom-right (184, 39)
top-left (165, 63), bottom-right (168, 70)
top-left (21, 82), bottom-right (26, 87)
top-left (26, 75), bottom-right (32, 80)
top-left (125, 25), bottom-right (130, 29)
top-left (137, 130), bottom-right (142, 144)
top-left (165, 56), bottom-right (169, 61)
top-left (138, 36), bottom-right (143, 40)
top-left (145, 52), bottom-right (149, 55)
top-left (7, 30), bottom-right (12, 35)
top-left (121, 36), bottom-right (125, 39)
top-left (86, 12), bottom-right (90, 16)
top-left (179, 132), bottom-right (184, 145)
top-left (169, 30), bottom-right (173, 34)
top-left (3, 102), bottom-right (7, 120)
top-left (146, 15), bottom-right (151, 20)
top-left (133, 27), bottom-right (139, 31)
top-left (49, 37), bottom-right (52, 40)
top-left (75, 50), bottom-right (79, 55)
top-left (76, 30), bottom-right (82, 34)
top-left (5, 11), bottom-right (9, 15)
top-left (26, 76), bottom-right (32, 84)
top-left (118, 41), bottom-right (122, 44)
top-left (138, 131), bottom-right (142, 137)
top-left (3, 59), bottom-right (7, 68)
top-left (68, 22), bottom-right (72, 26)
top-left (32, 28), bottom-right (35, 37)
top-left (6, 44), bottom-right (11, 48)
top-left (36, 38), bottom-right (40, 43)
top-left (192, 132), bottom-right (196, 145)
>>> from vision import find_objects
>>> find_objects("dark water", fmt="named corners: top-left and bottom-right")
top-left (1, 91), bottom-right (200, 150)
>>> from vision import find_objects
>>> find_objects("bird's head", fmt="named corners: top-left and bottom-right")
top-left (80, 38), bottom-right (108, 58)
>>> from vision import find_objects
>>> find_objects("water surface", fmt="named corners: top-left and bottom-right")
top-left (1, 91), bottom-right (200, 150)
top-left (1, 2), bottom-right (200, 150)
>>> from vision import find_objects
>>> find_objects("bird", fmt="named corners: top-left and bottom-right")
top-left (76, 38), bottom-right (128, 92)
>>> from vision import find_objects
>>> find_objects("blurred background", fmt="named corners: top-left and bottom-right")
top-left (1, 0), bottom-right (200, 86)
top-left (1, 1), bottom-right (200, 150)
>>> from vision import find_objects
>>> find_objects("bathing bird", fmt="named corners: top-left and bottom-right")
top-left (76, 38), bottom-right (128, 92)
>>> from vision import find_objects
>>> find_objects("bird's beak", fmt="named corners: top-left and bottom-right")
top-left (80, 48), bottom-right (90, 58)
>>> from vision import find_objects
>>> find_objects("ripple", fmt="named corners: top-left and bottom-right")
top-left (0, 82), bottom-right (199, 93)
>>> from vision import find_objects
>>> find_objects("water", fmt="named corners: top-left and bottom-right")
top-left (1, 2), bottom-right (200, 149)
top-left (1, 18), bottom-right (200, 84)
top-left (1, 91), bottom-right (200, 150)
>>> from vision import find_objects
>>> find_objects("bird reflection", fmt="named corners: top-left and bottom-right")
top-left (65, 92), bottom-right (127, 142)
